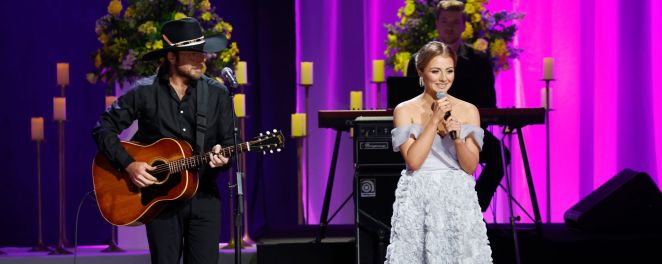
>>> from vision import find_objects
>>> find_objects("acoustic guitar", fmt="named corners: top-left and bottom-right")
top-left (92, 129), bottom-right (284, 226)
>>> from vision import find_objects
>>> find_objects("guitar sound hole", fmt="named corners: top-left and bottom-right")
top-left (140, 160), bottom-right (183, 206)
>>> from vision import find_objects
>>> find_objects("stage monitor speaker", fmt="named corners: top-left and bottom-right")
top-left (355, 167), bottom-right (401, 264)
top-left (564, 168), bottom-right (662, 232)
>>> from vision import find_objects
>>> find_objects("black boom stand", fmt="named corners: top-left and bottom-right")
top-left (223, 68), bottom-right (244, 264)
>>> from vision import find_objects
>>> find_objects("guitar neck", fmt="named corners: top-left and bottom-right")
top-left (166, 141), bottom-right (252, 174)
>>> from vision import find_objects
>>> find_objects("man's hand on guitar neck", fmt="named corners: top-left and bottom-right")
top-left (126, 162), bottom-right (158, 188)
top-left (209, 144), bottom-right (229, 168)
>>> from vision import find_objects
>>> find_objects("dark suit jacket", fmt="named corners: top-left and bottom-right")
top-left (407, 43), bottom-right (496, 110)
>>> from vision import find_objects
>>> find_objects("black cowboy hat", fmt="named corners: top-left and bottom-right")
top-left (142, 17), bottom-right (227, 61)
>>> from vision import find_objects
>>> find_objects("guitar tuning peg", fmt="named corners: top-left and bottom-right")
top-left (270, 150), bottom-right (274, 154)
top-left (260, 133), bottom-right (263, 136)
top-left (277, 148), bottom-right (281, 152)
top-left (263, 151), bottom-right (266, 155)
top-left (273, 129), bottom-right (277, 132)
top-left (266, 131), bottom-right (271, 135)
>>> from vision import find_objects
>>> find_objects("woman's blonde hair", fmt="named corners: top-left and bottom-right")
top-left (415, 41), bottom-right (457, 73)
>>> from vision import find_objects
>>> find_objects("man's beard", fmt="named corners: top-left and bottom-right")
top-left (177, 65), bottom-right (204, 80)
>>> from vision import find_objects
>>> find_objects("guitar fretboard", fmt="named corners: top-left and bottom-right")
top-left (151, 141), bottom-right (252, 174)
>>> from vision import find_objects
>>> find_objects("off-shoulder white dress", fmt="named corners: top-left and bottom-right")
top-left (385, 124), bottom-right (493, 264)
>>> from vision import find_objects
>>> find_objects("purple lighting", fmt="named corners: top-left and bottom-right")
top-left (296, 0), bottom-right (662, 225)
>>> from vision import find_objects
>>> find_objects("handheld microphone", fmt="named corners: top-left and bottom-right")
top-left (436, 91), bottom-right (457, 140)
top-left (220, 67), bottom-right (238, 89)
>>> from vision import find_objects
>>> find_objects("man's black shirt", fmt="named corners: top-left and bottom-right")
top-left (92, 68), bottom-right (235, 188)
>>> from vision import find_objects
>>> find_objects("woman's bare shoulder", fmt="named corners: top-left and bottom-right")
top-left (393, 97), bottom-right (420, 126)
top-left (452, 97), bottom-right (480, 124)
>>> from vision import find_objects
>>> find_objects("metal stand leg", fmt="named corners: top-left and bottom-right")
top-left (315, 130), bottom-right (343, 243)
top-left (501, 132), bottom-right (521, 264)
top-left (515, 128), bottom-right (543, 234)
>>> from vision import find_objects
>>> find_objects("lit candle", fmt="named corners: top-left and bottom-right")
top-left (541, 87), bottom-right (552, 109)
top-left (57, 63), bottom-right (70, 87)
top-left (350, 91), bottom-right (363, 110)
top-left (236, 61), bottom-right (247, 85)
top-left (291, 113), bottom-right (307, 137)
top-left (31, 117), bottom-right (44, 141)
top-left (300, 62), bottom-right (313, 86)
top-left (543, 57), bottom-right (554, 80)
top-left (234, 94), bottom-right (246, 118)
top-left (372, 60), bottom-right (385, 83)
top-left (105, 96), bottom-right (116, 109)
top-left (53, 97), bottom-right (66, 121)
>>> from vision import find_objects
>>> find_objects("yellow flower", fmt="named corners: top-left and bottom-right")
top-left (98, 34), bottom-right (109, 44)
top-left (465, 3), bottom-right (476, 14)
top-left (108, 0), bottom-right (122, 17)
top-left (86, 73), bottom-right (98, 84)
top-left (461, 22), bottom-right (473, 40)
top-left (145, 40), bottom-right (163, 50)
top-left (125, 7), bottom-right (135, 18)
top-left (490, 39), bottom-right (507, 58)
top-left (201, 12), bottom-right (212, 21)
top-left (138, 21), bottom-right (157, 35)
top-left (404, 0), bottom-right (415, 16)
top-left (394, 52), bottom-right (411, 74)
top-left (174, 12), bottom-right (187, 20)
top-left (401, 16), bottom-right (407, 24)
top-left (388, 34), bottom-right (396, 44)
top-left (472, 38), bottom-right (488, 52)
top-left (472, 13), bottom-right (481, 23)
top-left (153, 40), bottom-right (163, 50)
top-left (95, 52), bottom-right (102, 68)
top-left (201, 0), bottom-right (211, 11)
top-left (178, 0), bottom-right (192, 5)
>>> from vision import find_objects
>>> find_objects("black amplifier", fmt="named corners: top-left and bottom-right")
top-left (353, 117), bottom-right (405, 167)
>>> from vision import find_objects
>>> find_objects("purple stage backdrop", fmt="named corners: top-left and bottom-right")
top-left (1, 0), bottom-right (661, 249)
top-left (296, 0), bottom-right (662, 224)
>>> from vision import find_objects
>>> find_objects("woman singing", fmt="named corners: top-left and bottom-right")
top-left (385, 41), bottom-right (492, 263)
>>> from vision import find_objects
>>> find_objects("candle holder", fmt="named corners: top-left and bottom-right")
top-left (29, 139), bottom-right (51, 253)
top-left (101, 225), bottom-right (124, 252)
top-left (542, 78), bottom-right (554, 224)
top-left (302, 84), bottom-right (311, 224)
top-left (50, 119), bottom-right (72, 255)
top-left (372, 81), bottom-right (384, 109)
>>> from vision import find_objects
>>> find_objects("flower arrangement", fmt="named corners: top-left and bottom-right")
top-left (88, 0), bottom-right (240, 90)
top-left (385, 0), bottom-right (524, 74)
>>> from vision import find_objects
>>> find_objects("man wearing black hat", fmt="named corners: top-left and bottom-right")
top-left (92, 17), bottom-right (233, 263)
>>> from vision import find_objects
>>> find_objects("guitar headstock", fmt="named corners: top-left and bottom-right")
top-left (252, 129), bottom-right (285, 154)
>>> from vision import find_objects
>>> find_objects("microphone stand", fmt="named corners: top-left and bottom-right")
top-left (227, 80), bottom-right (243, 264)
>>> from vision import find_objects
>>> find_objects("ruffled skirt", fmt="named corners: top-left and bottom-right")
top-left (385, 169), bottom-right (493, 264)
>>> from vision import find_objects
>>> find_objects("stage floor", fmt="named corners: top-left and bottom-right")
top-left (0, 244), bottom-right (256, 264)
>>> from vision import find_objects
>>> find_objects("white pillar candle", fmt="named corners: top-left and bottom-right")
top-left (372, 60), bottom-right (385, 83)
top-left (53, 97), bottom-right (66, 121)
top-left (291, 113), bottom-right (307, 137)
top-left (236, 61), bottom-right (247, 85)
top-left (31, 117), bottom-right (44, 141)
top-left (233, 94), bottom-right (246, 118)
top-left (543, 57), bottom-right (554, 80)
top-left (300, 62), bottom-right (313, 86)
top-left (350, 91), bottom-right (363, 110)
top-left (57, 63), bottom-right (70, 87)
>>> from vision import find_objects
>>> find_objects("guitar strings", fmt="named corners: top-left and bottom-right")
top-left (146, 141), bottom-right (257, 175)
